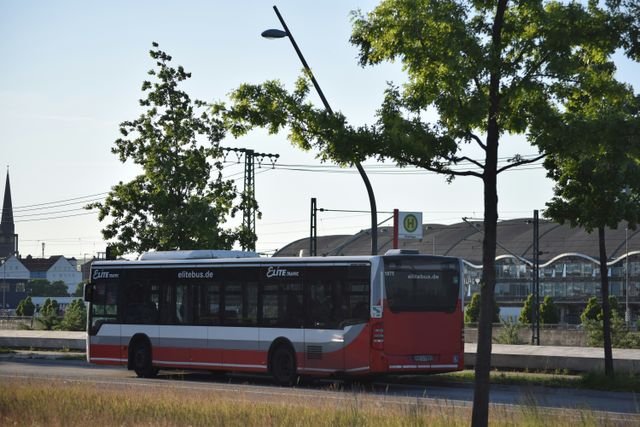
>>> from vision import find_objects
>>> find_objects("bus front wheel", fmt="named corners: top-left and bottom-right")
top-left (132, 340), bottom-right (158, 378)
top-left (270, 345), bottom-right (297, 386)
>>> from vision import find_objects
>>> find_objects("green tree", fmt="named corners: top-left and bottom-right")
top-left (542, 73), bottom-right (640, 377)
top-left (584, 310), bottom-right (640, 349)
top-left (518, 294), bottom-right (534, 325)
top-left (465, 293), bottom-right (480, 324)
top-left (220, 2), bottom-right (638, 424)
top-left (73, 282), bottom-right (85, 298)
top-left (465, 293), bottom-right (500, 324)
top-left (608, 296), bottom-right (623, 319)
top-left (494, 318), bottom-right (523, 345)
top-left (492, 298), bottom-right (500, 324)
top-left (581, 297), bottom-right (601, 324)
top-left (539, 296), bottom-right (559, 324)
top-left (581, 296), bottom-right (624, 323)
top-left (26, 279), bottom-right (69, 297)
top-left (15, 296), bottom-right (35, 316)
top-left (38, 298), bottom-right (60, 331)
top-left (88, 43), bottom-right (254, 255)
top-left (60, 299), bottom-right (87, 331)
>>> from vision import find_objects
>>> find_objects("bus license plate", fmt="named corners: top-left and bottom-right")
top-left (413, 355), bottom-right (435, 362)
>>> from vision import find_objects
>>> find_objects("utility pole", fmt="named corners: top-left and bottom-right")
top-left (310, 198), bottom-right (317, 256)
top-left (625, 227), bottom-right (631, 326)
top-left (222, 147), bottom-right (279, 252)
top-left (532, 210), bottom-right (540, 346)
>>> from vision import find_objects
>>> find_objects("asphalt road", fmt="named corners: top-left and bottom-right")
top-left (1, 358), bottom-right (638, 420)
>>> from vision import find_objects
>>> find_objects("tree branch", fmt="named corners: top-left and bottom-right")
top-left (453, 155), bottom-right (486, 169)
top-left (396, 155), bottom-right (483, 179)
top-left (497, 153), bottom-right (546, 174)
top-left (468, 132), bottom-right (487, 150)
top-left (512, 51), bottom-right (552, 90)
top-left (506, 39), bottom-right (535, 71)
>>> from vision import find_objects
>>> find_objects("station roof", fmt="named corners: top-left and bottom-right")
top-left (273, 219), bottom-right (638, 265)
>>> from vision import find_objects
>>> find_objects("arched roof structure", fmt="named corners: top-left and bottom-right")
top-left (273, 219), bottom-right (638, 265)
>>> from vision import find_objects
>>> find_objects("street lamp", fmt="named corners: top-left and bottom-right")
top-left (261, 5), bottom-right (379, 256)
top-left (625, 227), bottom-right (631, 326)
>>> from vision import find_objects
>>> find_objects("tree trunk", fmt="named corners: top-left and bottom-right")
top-left (598, 226), bottom-right (614, 377)
top-left (471, 1), bottom-right (507, 426)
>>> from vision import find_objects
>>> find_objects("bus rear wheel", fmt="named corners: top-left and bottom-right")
top-left (132, 341), bottom-right (158, 378)
top-left (271, 345), bottom-right (297, 386)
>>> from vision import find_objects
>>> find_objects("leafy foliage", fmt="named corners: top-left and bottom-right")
top-left (542, 65), bottom-right (640, 376)
top-left (27, 280), bottom-right (69, 297)
top-left (15, 296), bottom-right (35, 316)
top-left (518, 294), bottom-right (534, 325)
top-left (220, 1), bottom-right (640, 424)
top-left (581, 297), bottom-right (601, 324)
top-left (581, 296), bottom-right (639, 349)
top-left (464, 293), bottom-right (481, 324)
top-left (60, 300), bottom-right (87, 331)
top-left (539, 296), bottom-right (559, 324)
top-left (73, 282), bottom-right (85, 298)
top-left (583, 316), bottom-right (640, 349)
top-left (541, 77), bottom-right (640, 233)
top-left (581, 296), bottom-right (624, 323)
top-left (89, 43), bottom-right (254, 255)
top-left (464, 293), bottom-right (499, 324)
top-left (37, 298), bottom-right (60, 331)
top-left (494, 318), bottom-right (523, 345)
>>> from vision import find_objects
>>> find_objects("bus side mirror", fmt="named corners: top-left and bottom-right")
top-left (84, 283), bottom-right (93, 303)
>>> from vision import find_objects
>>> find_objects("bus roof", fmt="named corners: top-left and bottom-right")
top-left (91, 250), bottom-right (460, 269)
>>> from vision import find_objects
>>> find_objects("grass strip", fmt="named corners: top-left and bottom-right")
top-left (428, 369), bottom-right (640, 393)
top-left (0, 378), bottom-right (632, 427)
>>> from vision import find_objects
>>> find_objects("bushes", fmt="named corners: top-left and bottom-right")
top-left (465, 293), bottom-right (500, 324)
top-left (580, 296), bottom-right (640, 349)
top-left (16, 296), bottom-right (35, 316)
top-left (59, 300), bottom-right (86, 331)
top-left (540, 296), bottom-right (559, 324)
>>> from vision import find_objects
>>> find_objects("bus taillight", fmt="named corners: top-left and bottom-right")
top-left (371, 322), bottom-right (384, 350)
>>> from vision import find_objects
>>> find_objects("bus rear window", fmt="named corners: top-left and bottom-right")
top-left (383, 258), bottom-right (459, 312)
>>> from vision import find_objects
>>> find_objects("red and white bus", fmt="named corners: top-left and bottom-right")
top-left (84, 249), bottom-right (464, 385)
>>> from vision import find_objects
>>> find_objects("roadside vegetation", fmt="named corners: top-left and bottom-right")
top-left (431, 370), bottom-right (640, 393)
top-left (0, 378), bottom-right (630, 427)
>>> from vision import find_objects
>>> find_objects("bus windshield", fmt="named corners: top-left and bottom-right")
top-left (383, 257), bottom-right (460, 312)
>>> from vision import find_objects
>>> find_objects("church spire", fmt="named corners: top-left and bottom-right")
top-left (1, 169), bottom-right (14, 237)
top-left (0, 169), bottom-right (16, 257)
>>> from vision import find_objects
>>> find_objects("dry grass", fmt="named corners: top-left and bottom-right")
top-left (0, 378), bottom-right (632, 426)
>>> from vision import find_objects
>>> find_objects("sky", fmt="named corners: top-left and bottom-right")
top-left (1, 1), bottom-right (639, 260)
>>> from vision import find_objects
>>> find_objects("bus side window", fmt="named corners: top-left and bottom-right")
top-left (123, 281), bottom-right (158, 324)
top-left (90, 281), bottom-right (118, 334)
top-left (160, 283), bottom-right (174, 325)
top-left (175, 283), bottom-right (190, 324)
top-left (338, 280), bottom-right (370, 328)
top-left (195, 282), bottom-right (220, 325)
top-left (261, 280), bottom-right (303, 328)
top-left (307, 278), bottom-right (335, 329)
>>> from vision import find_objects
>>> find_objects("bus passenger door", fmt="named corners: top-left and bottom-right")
top-left (304, 276), bottom-right (344, 374)
top-left (195, 281), bottom-right (222, 369)
top-left (340, 273), bottom-right (372, 375)
top-left (157, 282), bottom-right (190, 365)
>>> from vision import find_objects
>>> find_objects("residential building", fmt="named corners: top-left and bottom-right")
top-left (0, 255), bottom-right (29, 310)
top-left (20, 255), bottom-right (82, 295)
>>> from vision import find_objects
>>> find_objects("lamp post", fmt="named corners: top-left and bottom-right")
top-left (262, 5), bottom-right (379, 255)
top-left (625, 227), bottom-right (631, 326)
